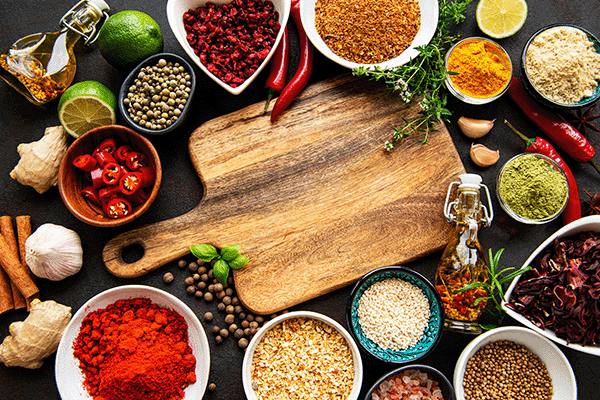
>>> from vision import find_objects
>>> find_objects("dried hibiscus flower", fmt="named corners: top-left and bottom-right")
top-left (507, 231), bottom-right (600, 346)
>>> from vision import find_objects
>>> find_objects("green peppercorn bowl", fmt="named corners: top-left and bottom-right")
top-left (365, 364), bottom-right (455, 400)
top-left (55, 285), bottom-right (211, 400)
top-left (346, 266), bottom-right (444, 365)
top-left (118, 53), bottom-right (196, 136)
top-left (453, 326), bottom-right (577, 400)
top-left (496, 153), bottom-right (569, 224)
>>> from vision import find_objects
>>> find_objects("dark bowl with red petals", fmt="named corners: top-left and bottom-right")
top-left (58, 125), bottom-right (162, 227)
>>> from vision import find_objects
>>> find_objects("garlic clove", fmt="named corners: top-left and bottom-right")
top-left (458, 117), bottom-right (495, 138)
top-left (470, 143), bottom-right (500, 167)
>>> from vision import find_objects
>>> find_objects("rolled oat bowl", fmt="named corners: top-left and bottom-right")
top-left (242, 311), bottom-right (363, 400)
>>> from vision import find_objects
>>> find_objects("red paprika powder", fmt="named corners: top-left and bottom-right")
top-left (72, 298), bottom-right (197, 400)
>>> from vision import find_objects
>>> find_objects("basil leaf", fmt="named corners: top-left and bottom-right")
top-left (190, 244), bottom-right (219, 262)
top-left (220, 245), bottom-right (241, 261)
top-left (213, 259), bottom-right (230, 286)
top-left (229, 254), bottom-right (249, 270)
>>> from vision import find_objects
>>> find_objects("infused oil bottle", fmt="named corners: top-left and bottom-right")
top-left (0, 0), bottom-right (109, 105)
top-left (435, 174), bottom-right (493, 334)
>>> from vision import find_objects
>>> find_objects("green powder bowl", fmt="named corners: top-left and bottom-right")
top-left (496, 153), bottom-right (569, 224)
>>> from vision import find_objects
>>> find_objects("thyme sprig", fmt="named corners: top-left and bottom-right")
top-left (353, 0), bottom-right (472, 150)
top-left (458, 248), bottom-right (532, 331)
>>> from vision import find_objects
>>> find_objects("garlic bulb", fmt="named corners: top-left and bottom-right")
top-left (25, 224), bottom-right (83, 281)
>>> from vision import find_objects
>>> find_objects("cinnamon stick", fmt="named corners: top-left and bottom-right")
top-left (0, 234), bottom-right (38, 300)
top-left (0, 216), bottom-right (26, 309)
top-left (0, 268), bottom-right (13, 314)
top-left (16, 215), bottom-right (36, 310)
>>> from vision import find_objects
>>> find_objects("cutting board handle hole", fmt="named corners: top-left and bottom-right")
top-left (120, 243), bottom-right (145, 264)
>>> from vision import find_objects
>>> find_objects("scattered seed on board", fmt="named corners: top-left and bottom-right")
top-left (184, 276), bottom-right (195, 286)
top-left (208, 383), bottom-right (217, 391)
top-left (163, 272), bottom-right (174, 284)
top-left (204, 312), bottom-right (213, 322)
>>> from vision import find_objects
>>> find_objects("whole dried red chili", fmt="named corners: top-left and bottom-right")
top-left (101, 163), bottom-right (123, 186)
top-left (94, 151), bottom-right (117, 168)
top-left (508, 77), bottom-right (599, 170)
top-left (505, 119), bottom-right (582, 225)
top-left (73, 154), bottom-right (97, 172)
top-left (105, 197), bottom-right (133, 219)
top-left (270, 0), bottom-right (314, 123)
top-left (93, 138), bottom-right (117, 156)
top-left (114, 145), bottom-right (133, 163)
top-left (119, 172), bottom-right (142, 196)
top-left (264, 25), bottom-right (289, 111)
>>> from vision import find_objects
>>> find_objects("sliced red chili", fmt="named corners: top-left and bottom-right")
top-left (89, 167), bottom-right (106, 190)
top-left (73, 154), bottom-right (97, 172)
top-left (125, 152), bottom-right (147, 170)
top-left (81, 186), bottom-right (101, 206)
top-left (119, 172), bottom-right (142, 196)
top-left (99, 186), bottom-right (123, 203)
top-left (128, 189), bottom-right (149, 206)
top-left (93, 138), bottom-right (117, 156)
top-left (101, 163), bottom-right (123, 186)
top-left (105, 198), bottom-right (132, 219)
top-left (138, 166), bottom-right (156, 188)
top-left (95, 151), bottom-right (117, 168)
top-left (114, 145), bottom-right (133, 163)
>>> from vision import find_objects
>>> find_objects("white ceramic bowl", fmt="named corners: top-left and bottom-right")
top-left (503, 215), bottom-right (600, 356)
top-left (55, 285), bottom-right (210, 400)
top-left (453, 326), bottom-right (577, 400)
top-left (242, 311), bottom-right (363, 400)
top-left (167, 0), bottom-right (290, 95)
top-left (300, 0), bottom-right (439, 69)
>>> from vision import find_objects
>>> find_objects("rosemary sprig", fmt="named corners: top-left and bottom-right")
top-left (458, 248), bottom-right (532, 331)
top-left (353, 0), bottom-right (472, 150)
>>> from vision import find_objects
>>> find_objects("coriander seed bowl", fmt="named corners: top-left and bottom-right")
top-left (346, 266), bottom-right (444, 365)
top-left (453, 326), bottom-right (576, 400)
top-left (118, 53), bottom-right (196, 136)
top-left (496, 153), bottom-right (569, 224)
top-left (521, 24), bottom-right (600, 111)
top-left (242, 311), bottom-right (363, 400)
top-left (366, 365), bottom-right (455, 400)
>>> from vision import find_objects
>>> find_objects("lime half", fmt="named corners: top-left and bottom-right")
top-left (476, 0), bottom-right (528, 39)
top-left (58, 81), bottom-right (117, 138)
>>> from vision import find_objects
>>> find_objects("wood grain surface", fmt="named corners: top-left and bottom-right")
top-left (103, 73), bottom-right (466, 314)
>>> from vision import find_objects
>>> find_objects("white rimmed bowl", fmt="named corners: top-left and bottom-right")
top-left (167, 0), bottom-right (290, 95)
top-left (453, 326), bottom-right (577, 400)
top-left (55, 285), bottom-right (210, 400)
top-left (503, 215), bottom-right (600, 356)
top-left (300, 0), bottom-right (439, 69)
top-left (242, 311), bottom-right (363, 400)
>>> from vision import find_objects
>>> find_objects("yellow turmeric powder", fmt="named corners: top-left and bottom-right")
top-left (447, 39), bottom-right (511, 98)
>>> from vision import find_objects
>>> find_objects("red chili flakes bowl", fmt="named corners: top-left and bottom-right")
top-left (167, 0), bottom-right (290, 95)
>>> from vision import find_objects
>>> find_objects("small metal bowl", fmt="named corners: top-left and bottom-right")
top-left (346, 266), bottom-right (444, 365)
top-left (118, 53), bottom-right (196, 136)
top-left (496, 153), bottom-right (569, 224)
top-left (365, 364), bottom-right (455, 400)
top-left (445, 37), bottom-right (512, 105)
top-left (521, 24), bottom-right (600, 110)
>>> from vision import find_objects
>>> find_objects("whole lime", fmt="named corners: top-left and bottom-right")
top-left (97, 10), bottom-right (164, 70)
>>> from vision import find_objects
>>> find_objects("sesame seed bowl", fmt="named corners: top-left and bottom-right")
top-left (346, 266), bottom-right (444, 365)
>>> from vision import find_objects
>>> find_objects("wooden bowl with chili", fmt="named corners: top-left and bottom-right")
top-left (58, 125), bottom-right (162, 227)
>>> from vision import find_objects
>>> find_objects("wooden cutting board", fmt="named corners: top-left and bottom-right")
top-left (103, 74), bottom-right (465, 315)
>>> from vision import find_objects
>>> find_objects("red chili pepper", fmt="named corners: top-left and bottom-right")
top-left (93, 138), bottom-right (117, 156)
top-left (507, 77), bottom-right (597, 165)
top-left (264, 26), bottom-right (290, 112)
top-left (105, 198), bottom-right (132, 219)
top-left (138, 166), bottom-right (156, 188)
top-left (505, 120), bottom-right (582, 225)
top-left (99, 186), bottom-right (123, 203)
top-left (114, 145), bottom-right (133, 163)
top-left (73, 154), bottom-right (98, 172)
top-left (101, 163), bottom-right (123, 186)
top-left (126, 152), bottom-right (147, 171)
top-left (270, 0), bottom-right (314, 123)
top-left (128, 189), bottom-right (149, 206)
top-left (119, 172), bottom-right (142, 196)
top-left (81, 186), bottom-right (101, 206)
top-left (89, 167), bottom-right (106, 190)
top-left (94, 151), bottom-right (117, 168)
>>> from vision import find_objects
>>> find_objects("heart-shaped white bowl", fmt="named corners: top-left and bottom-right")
top-left (167, 0), bottom-right (290, 95)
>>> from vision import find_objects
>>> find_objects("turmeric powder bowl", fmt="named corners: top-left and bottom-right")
top-left (444, 37), bottom-right (512, 105)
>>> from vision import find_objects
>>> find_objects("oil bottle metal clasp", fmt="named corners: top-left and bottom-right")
top-left (60, 0), bottom-right (110, 45)
top-left (443, 173), bottom-right (494, 228)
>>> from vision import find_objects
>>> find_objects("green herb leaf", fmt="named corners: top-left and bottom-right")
top-left (229, 254), bottom-right (249, 270)
top-left (190, 244), bottom-right (219, 262)
top-left (220, 245), bottom-right (241, 261)
top-left (213, 259), bottom-right (230, 286)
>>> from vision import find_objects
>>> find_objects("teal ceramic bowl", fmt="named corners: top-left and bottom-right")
top-left (346, 266), bottom-right (444, 364)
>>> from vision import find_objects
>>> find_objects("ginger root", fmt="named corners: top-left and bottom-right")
top-left (10, 126), bottom-right (70, 194)
top-left (0, 298), bottom-right (72, 369)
